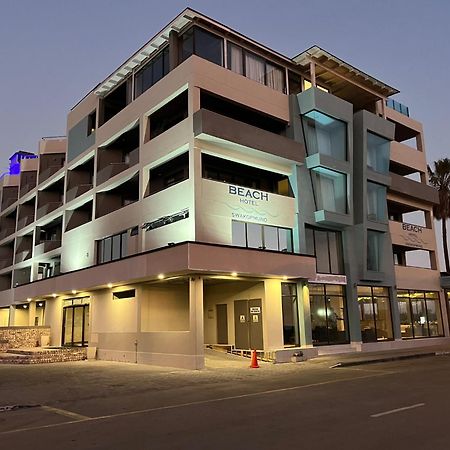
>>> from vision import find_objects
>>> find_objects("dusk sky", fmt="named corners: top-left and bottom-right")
top-left (0, 0), bottom-right (449, 267)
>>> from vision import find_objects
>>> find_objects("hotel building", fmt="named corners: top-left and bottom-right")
top-left (0, 9), bottom-right (447, 368)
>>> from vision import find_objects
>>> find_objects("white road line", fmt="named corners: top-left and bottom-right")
top-left (0, 371), bottom-right (394, 436)
top-left (370, 403), bottom-right (425, 418)
top-left (41, 406), bottom-right (90, 421)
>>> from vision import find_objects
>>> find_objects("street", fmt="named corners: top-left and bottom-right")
top-left (1, 352), bottom-right (449, 449)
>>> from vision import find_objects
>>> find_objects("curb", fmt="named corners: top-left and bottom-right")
top-left (330, 351), bottom-right (450, 368)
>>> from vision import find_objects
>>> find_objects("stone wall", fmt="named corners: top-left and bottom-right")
top-left (0, 326), bottom-right (51, 352)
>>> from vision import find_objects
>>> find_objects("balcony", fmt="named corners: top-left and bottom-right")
top-left (16, 214), bottom-right (35, 230)
top-left (395, 265), bottom-right (441, 291)
top-left (386, 99), bottom-right (409, 117)
top-left (390, 141), bottom-right (426, 175)
top-left (389, 173), bottom-right (438, 205)
top-left (38, 153), bottom-right (66, 184)
top-left (0, 227), bottom-right (15, 241)
top-left (66, 183), bottom-right (93, 203)
top-left (389, 220), bottom-right (436, 251)
top-left (36, 201), bottom-right (63, 220)
top-left (34, 240), bottom-right (61, 256)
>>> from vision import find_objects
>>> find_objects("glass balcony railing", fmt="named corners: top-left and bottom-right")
top-left (386, 99), bottom-right (409, 117)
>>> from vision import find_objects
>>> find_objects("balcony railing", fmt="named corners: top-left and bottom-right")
top-left (36, 201), bottom-right (63, 219)
top-left (34, 239), bottom-right (61, 256)
top-left (386, 99), bottom-right (409, 117)
top-left (16, 214), bottom-right (35, 230)
top-left (38, 165), bottom-right (64, 184)
top-left (66, 183), bottom-right (93, 202)
top-left (20, 182), bottom-right (36, 197)
top-left (1, 197), bottom-right (17, 210)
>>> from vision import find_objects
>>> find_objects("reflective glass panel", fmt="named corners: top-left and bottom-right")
top-left (263, 225), bottom-right (279, 251)
top-left (246, 223), bottom-right (263, 249)
top-left (358, 295), bottom-right (377, 343)
top-left (232, 221), bottom-right (247, 247)
top-left (367, 182), bottom-right (387, 222)
top-left (282, 283), bottom-right (299, 346)
top-left (425, 298), bottom-right (443, 337)
top-left (367, 231), bottom-right (382, 271)
top-left (311, 167), bottom-right (347, 214)
top-left (398, 298), bottom-right (413, 338)
top-left (367, 132), bottom-right (390, 174)
top-left (302, 111), bottom-right (347, 160)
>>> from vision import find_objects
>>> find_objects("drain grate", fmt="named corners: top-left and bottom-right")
top-left (0, 404), bottom-right (40, 413)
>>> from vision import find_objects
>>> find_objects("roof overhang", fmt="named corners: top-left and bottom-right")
top-left (293, 46), bottom-right (399, 106)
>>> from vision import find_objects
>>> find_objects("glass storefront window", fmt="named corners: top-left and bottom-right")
top-left (367, 182), bottom-right (387, 222)
top-left (358, 286), bottom-right (393, 343)
top-left (310, 283), bottom-right (348, 346)
top-left (302, 110), bottom-right (347, 160)
top-left (310, 167), bottom-right (347, 214)
top-left (367, 132), bottom-right (390, 174)
top-left (282, 283), bottom-right (300, 346)
top-left (396, 290), bottom-right (443, 339)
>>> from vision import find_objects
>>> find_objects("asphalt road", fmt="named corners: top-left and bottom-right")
top-left (1, 353), bottom-right (450, 449)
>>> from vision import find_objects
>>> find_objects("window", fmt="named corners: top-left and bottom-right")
top-left (134, 47), bottom-right (169, 98)
top-left (310, 167), bottom-right (347, 214)
top-left (232, 221), bottom-right (293, 252)
top-left (180, 27), bottom-right (223, 66)
top-left (309, 283), bottom-right (348, 345)
top-left (148, 152), bottom-right (189, 195)
top-left (367, 132), bottom-right (389, 173)
top-left (367, 182), bottom-right (387, 222)
top-left (397, 290), bottom-right (444, 339)
top-left (99, 81), bottom-right (130, 125)
top-left (302, 79), bottom-right (329, 93)
top-left (113, 289), bottom-right (136, 299)
top-left (87, 111), bottom-right (96, 136)
top-left (367, 230), bottom-right (383, 271)
top-left (149, 91), bottom-right (188, 140)
top-left (202, 154), bottom-right (293, 197)
top-left (358, 286), bottom-right (393, 342)
top-left (302, 110), bottom-right (347, 160)
top-left (227, 43), bottom-right (286, 93)
top-left (305, 226), bottom-right (344, 274)
top-left (97, 229), bottom-right (131, 263)
top-left (282, 283), bottom-right (300, 346)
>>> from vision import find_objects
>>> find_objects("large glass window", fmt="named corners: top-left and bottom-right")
top-left (180, 27), bottom-right (223, 66)
top-left (367, 230), bottom-right (383, 271)
top-left (367, 132), bottom-right (390, 174)
top-left (227, 43), bottom-right (286, 93)
top-left (282, 283), bottom-right (300, 346)
top-left (302, 111), bottom-right (347, 160)
top-left (97, 229), bottom-right (130, 264)
top-left (134, 47), bottom-right (170, 99)
top-left (202, 154), bottom-right (293, 196)
top-left (148, 152), bottom-right (189, 195)
top-left (309, 283), bottom-right (348, 345)
top-left (367, 182), bottom-right (387, 222)
top-left (305, 226), bottom-right (344, 274)
top-left (397, 290), bottom-right (444, 339)
top-left (358, 286), bottom-right (393, 342)
top-left (231, 221), bottom-right (293, 252)
top-left (310, 167), bottom-right (347, 214)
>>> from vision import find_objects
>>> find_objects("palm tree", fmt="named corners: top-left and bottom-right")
top-left (428, 158), bottom-right (450, 273)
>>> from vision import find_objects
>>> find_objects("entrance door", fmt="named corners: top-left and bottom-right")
top-left (234, 299), bottom-right (263, 350)
top-left (216, 304), bottom-right (228, 344)
top-left (62, 304), bottom-right (89, 346)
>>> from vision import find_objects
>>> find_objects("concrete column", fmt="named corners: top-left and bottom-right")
top-left (263, 280), bottom-right (284, 350)
top-left (189, 276), bottom-right (204, 369)
top-left (346, 282), bottom-right (362, 343)
top-left (297, 282), bottom-right (313, 347)
top-left (169, 30), bottom-right (179, 71)
top-left (390, 287), bottom-right (402, 341)
top-left (8, 305), bottom-right (15, 326)
top-left (439, 290), bottom-right (450, 337)
top-left (28, 302), bottom-right (36, 326)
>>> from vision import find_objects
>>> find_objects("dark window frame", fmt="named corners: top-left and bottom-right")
top-left (97, 229), bottom-right (131, 264)
top-left (179, 26), bottom-right (224, 67)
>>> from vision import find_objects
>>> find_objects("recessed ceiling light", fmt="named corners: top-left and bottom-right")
top-left (26, 298), bottom-right (32, 302)
top-left (158, 274), bottom-right (164, 280)
top-left (71, 290), bottom-right (77, 294)
top-left (231, 272), bottom-right (238, 277)
top-left (107, 283), bottom-right (113, 289)
top-left (52, 293), bottom-right (57, 298)
top-left (282, 276), bottom-right (288, 281)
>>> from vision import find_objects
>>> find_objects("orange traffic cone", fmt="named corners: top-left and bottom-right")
top-left (250, 350), bottom-right (259, 368)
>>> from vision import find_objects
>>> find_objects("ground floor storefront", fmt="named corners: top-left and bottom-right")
top-left (2, 276), bottom-right (450, 369)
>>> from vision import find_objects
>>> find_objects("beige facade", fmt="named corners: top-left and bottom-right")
top-left (0, 8), bottom-right (447, 369)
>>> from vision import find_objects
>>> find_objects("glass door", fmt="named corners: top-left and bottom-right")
top-left (62, 304), bottom-right (89, 346)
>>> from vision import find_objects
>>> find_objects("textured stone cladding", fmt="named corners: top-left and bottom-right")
top-left (0, 348), bottom-right (87, 364)
top-left (0, 326), bottom-right (51, 351)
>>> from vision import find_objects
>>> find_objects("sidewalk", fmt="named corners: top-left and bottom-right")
top-left (313, 344), bottom-right (450, 367)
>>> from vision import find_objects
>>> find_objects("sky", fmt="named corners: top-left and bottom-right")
top-left (0, 0), bottom-right (449, 268)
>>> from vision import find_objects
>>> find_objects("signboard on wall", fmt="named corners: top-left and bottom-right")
top-left (201, 180), bottom-right (295, 228)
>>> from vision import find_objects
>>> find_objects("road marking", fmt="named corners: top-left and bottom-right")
top-left (41, 406), bottom-right (90, 421)
top-left (0, 370), bottom-right (394, 436)
top-left (370, 403), bottom-right (425, 418)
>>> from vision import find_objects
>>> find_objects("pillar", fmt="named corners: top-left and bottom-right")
top-left (263, 279), bottom-right (284, 350)
top-left (189, 276), bottom-right (204, 369)
top-left (297, 282), bottom-right (313, 347)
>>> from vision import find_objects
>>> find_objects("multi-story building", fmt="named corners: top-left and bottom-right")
top-left (0, 8), bottom-right (447, 368)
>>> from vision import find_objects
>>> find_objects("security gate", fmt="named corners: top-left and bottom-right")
top-left (234, 299), bottom-right (263, 350)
